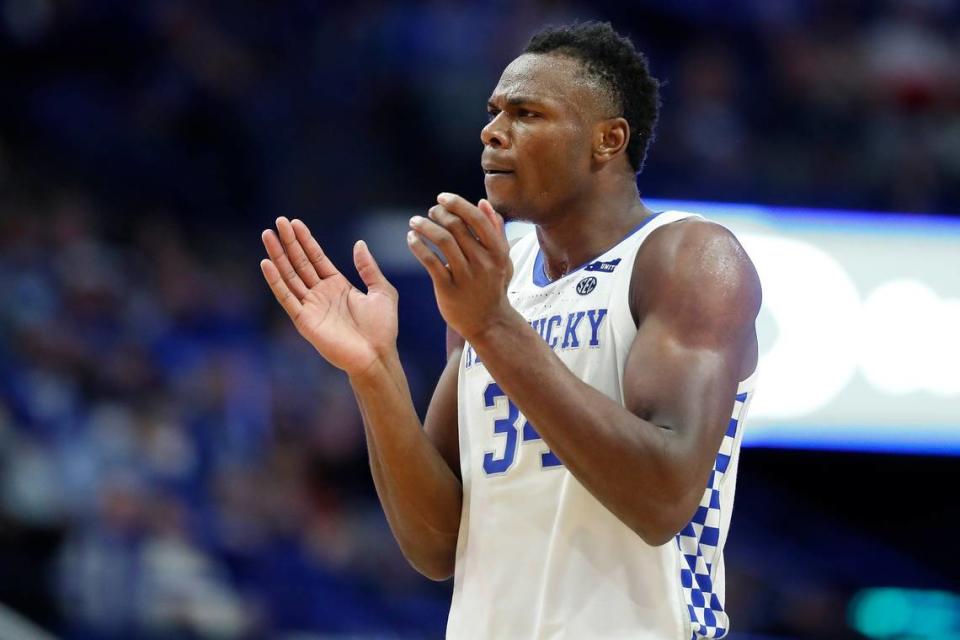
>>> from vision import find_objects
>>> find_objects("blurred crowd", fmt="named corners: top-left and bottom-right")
top-left (0, 192), bottom-right (449, 638)
top-left (645, 0), bottom-right (960, 213)
top-left (1, 0), bottom-right (958, 638)
top-left (1, 0), bottom-right (958, 226)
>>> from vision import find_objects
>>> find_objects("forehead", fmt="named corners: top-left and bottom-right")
top-left (489, 53), bottom-right (606, 113)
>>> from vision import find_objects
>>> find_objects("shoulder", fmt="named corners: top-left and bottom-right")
top-left (629, 217), bottom-right (761, 339)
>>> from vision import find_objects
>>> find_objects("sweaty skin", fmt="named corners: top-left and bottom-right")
top-left (260, 51), bottom-right (760, 580)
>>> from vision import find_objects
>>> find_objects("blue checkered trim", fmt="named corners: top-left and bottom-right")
top-left (676, 390), bottom-right (749, 640)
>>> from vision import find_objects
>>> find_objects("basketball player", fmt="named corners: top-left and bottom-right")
top-left (260, 22), bottom-right (760, 640)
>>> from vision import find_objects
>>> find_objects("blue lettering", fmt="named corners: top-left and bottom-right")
top-left (482, 383), bottom-right (518, 475)
top-left (521, 421), bottom-right (563, 469)
top-left (561, 311), bottom-right (586, 349)
top-left (480, 382), bottom-right (564, 475)
top-left (587, 308), bottom-right (608, 347)
top-left (536, 317), bottom-right (548, 339)
top-left (544, 315), bottom-right (563, 349)
top-left (529, 318), bottom-right (543, 338)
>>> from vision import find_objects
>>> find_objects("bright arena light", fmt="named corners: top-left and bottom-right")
top-left (860, 280), bottom-right (960, 397)
top-left (504, 199), bottom-right (960, 455)
top-left (739, 233), bottom-right (861, 419)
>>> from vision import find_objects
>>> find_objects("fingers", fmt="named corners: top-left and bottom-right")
top-left (477, 199), bottom-right (506, 240)
top-left (409, 215), bottom-right (470, 281)
top-left (353, 240), bottom-right (393, 295)
top-left (261, 226), bottom-right (309, 299)
top-left (276, 217), bottom-right (321, 288)
top-left (292, 219), bottom-right (341, 279)
top-left (406, 229), bottom-right (453, 287)
top-left (260, 258), bottom-right (303, 319)
top-left (437, 193), bottom-right (508, 253)
top-left (427, 204), bottom-right (483, 261)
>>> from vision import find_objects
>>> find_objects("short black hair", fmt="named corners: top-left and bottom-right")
top-left (524, 21), bottom-right (660, 173)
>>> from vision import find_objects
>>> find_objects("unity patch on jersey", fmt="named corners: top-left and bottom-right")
top-left (583, 257), bottom-right (622, 273)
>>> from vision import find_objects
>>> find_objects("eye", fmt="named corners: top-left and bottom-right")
top-left (486, 109), bottom-right (500, 122)
top-left (518, 109), bottom-right (539, 119)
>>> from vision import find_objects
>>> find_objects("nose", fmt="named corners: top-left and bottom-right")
top-left (481, 113), bottom-right (510, 149)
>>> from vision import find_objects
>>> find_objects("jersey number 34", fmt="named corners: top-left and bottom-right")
top-left (482, 382), bottom-right (563, 476)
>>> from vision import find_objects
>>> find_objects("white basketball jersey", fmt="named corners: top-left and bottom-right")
top-left (447, 211), bottom-right (758, 639)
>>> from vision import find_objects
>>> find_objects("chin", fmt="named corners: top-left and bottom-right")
top-left (486, 197), bottom-right (522, 223)
top-left (487, 196), bottom-right (510, 219)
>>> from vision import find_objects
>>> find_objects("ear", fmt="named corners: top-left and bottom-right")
top-left (592, 117), bottom-right (630, 166)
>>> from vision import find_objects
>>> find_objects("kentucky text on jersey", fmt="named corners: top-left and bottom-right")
top-left (463, 308), bottom-right (608, 369)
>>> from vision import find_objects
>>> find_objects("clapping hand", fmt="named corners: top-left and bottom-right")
top-left (260, 217), bottom-right (398, 377)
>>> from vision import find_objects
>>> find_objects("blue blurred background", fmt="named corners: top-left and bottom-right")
top-left (0, 1), bottom-right (958, 638)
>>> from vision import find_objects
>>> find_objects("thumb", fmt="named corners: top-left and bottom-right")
top-left (353, 240), bottom-right (392, 294)
top-left (478, 199), bottom-right (505, 236)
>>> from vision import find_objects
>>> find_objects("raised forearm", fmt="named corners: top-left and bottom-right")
top-left (349, 354), bottom-right (462, 579)
top-left (469, 313), bottom-right (690, 544)
top-left (258, 214), bottom-right (462, 576)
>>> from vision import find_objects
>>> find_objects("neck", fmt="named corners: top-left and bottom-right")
top-left (536, 178), bottom-right (653, 281)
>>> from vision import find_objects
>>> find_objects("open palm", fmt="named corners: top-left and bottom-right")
top-left (260, 217), bottom-right (398, 376)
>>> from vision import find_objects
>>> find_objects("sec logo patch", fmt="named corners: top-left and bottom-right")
top-left (576, 276), bottom-right (597, 295)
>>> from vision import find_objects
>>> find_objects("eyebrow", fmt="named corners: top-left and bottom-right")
top-left (487, 95), bottom-right (546, 109)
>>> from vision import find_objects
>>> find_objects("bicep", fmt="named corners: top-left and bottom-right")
top-left (623, 221), bottom-right (760, 489)
top-left (623, 313), bottom-right (746, 477)
top-left (424, 336), bottom-right (462, 481)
